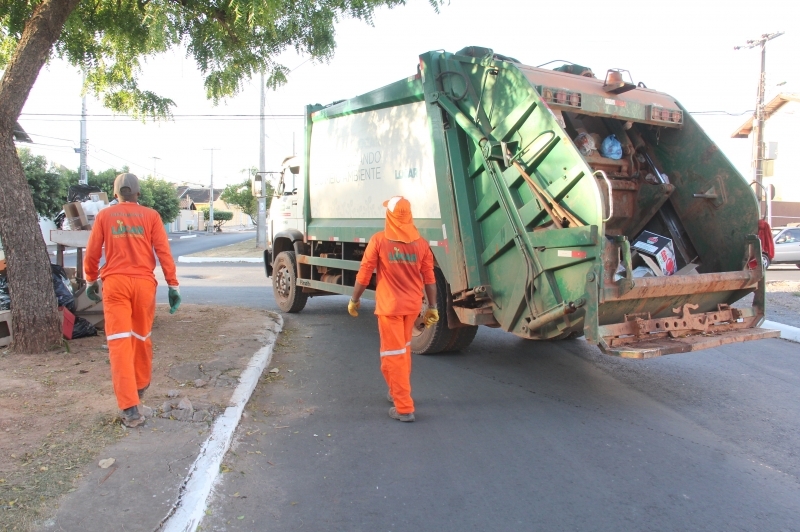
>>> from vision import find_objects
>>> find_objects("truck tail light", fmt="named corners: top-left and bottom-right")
top-left (538, 86), bottom-right (582, 109)
top-left (647, 105), bottom-right (683, 125)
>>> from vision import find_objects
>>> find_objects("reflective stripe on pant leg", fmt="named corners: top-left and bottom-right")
top-left (378, 315), bottom-right (414, 414)
top-left (106, 332), bottom-right (132, 341)
top-left (102, 276), bottom-right (139, 410)
top-left (131, 277), bottom-right (157, 396)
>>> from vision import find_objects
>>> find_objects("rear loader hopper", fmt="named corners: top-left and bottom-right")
top-left (265, 46), bottom-right (778, 358)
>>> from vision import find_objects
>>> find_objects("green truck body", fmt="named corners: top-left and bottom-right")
top-left (266, 46), bottom-right (778, 358)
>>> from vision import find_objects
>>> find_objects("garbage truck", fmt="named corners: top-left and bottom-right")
top-left (264, 46), bottom-right (778, 359)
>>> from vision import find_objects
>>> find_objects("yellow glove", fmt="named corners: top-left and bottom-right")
top-left (348, 298), bottom-right (361, 317)
top-left (423, 308), bottom-right (439, 328)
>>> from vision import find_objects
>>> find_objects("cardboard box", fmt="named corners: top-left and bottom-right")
top-left (632, 230), bottom-right (676, 276)
top-left (88, 192), bottom-right (109, 204)
top-left (63, 202), bottom-right (90, 230)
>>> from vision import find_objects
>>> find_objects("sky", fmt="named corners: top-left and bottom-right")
top-left (16, 0), bottom-right (800, 191)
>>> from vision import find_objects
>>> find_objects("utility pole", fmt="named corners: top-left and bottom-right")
top-left (152, 156), bottom-right (161, 179)
top-left (203, 148), bottom-right (219, 233)
top-left (735, 31), bottom-right (784, 210)
top-left (257, 70), bottom-right (267, 248)
top-left (79, 72), bottom-right (88, 185)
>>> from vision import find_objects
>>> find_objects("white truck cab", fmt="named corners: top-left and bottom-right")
top-left (265, 156), bottom-right (305, 277)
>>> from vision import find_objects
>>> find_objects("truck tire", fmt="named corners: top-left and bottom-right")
top-left (272, 251), bottom-right (308, 313)
top-left (442, 325), bottom-right (478, 352)
top-left (411, 267), bottom-right (453, 355)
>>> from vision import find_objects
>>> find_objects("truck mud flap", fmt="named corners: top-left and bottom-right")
top-left (599, 327), bottom-right (780, 359)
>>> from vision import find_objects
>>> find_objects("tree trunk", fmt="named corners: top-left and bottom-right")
top-left (0, 0), bottom-right (81, 353)
top-left (0, 132), bottom-right (62, 352)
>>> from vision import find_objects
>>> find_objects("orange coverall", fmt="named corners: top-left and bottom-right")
top-left (84, 203), bottom-right (178, 410)
top-left (356, 232), bottom-right (435, 414)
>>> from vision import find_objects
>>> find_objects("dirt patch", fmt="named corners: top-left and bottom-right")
top-left (0, 303), bottom-right (269, 531)
top-left (187, 238), bottom-right (263, 259)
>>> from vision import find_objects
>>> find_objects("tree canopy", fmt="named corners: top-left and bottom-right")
top-left (0, 0), bottom-right (438, 352)
top-left (23, 151), bottom-right (181, 223)
top-left (199, 207), bottom-right (232, 231)
top-left (19, 148), bottom-right (64, 219)
top-left (0, 0), bottom-right (437, 119)
top-left (221, 175), bottom-right (274, 222)
top-left (139, 177), bottom-right (180, 224)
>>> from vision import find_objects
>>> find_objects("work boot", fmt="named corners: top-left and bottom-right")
top-left (121, 405), bottom-right (145, 428)
top-left (388, 407), bottom-right (415, 422)
top-left (138, 385), bottom-right (149, 400)
top-left (387, 390), bottom-right (393, 404)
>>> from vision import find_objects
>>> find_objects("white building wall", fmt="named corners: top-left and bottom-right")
top-left (763, 100), bottom-right (800, 201)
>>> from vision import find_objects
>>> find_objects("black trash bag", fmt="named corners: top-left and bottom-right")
top-left (51, 264), bottom-right (76, 313)
top-left (67, 184), bottom-right (102, 203)
top-left (0, 275), bottom-right (9, 311)
top-left (71, 316), bottom-right (97, 339)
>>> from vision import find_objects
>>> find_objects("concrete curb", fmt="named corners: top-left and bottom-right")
top-left (179, 234), bottom-right (198, 239)
top-left (764, 320), bottom-right (800, 344)
top-left (178, 256), bottom-right (262, 263)
top-left (157, 311), bottom-right (284, 532)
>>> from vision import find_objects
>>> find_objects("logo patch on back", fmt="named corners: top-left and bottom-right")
top-left (388, 246), bottom-right (417, 264)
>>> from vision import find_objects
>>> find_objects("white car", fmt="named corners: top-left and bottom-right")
top-left (769, 226), bottom-right (800, 268)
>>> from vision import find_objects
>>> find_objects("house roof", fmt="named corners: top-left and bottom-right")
top-left (179, 188), bottom-right (222, 204)
top-left (731, 93), bottom-right (800, 138)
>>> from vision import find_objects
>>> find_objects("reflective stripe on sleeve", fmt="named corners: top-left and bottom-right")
top-left (107, 332), bottom-right (132, 341)
top-left (131, 331), bottom-right (152, 341)
top-left (380, 347), bottom-right (408, 357)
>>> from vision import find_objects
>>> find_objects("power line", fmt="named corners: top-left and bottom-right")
top-left (689, 110), bottom-right (755, 116)
top-left (25, 132), bottom-right (77, 143)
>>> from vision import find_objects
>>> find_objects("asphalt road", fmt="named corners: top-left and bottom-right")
top-left (159, 264), bottom-right (800, 531)
top-left (51, 230), bottom-right (254, 268)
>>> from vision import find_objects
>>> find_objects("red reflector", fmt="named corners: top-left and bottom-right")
top-left (747, 259), bottom-right (759, 270)
top-left (557, 250), bottom-right (587, 259)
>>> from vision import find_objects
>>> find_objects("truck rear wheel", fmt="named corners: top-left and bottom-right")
top-left (442, 325), bottom-right (478, 352)
top-left (272, 251), bottom-right (308, 313)
top-left (411, 267), bottom-right (453, 355)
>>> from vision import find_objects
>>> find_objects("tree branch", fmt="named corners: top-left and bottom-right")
top-left (0, 0), bottom-right (81, 126)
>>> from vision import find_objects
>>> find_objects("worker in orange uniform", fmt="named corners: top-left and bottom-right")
top-left (349, 196), bottom-right (439, 422)
top-left (84, 173), bottom-right (181, 428)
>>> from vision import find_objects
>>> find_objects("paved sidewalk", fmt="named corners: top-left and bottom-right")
top-left (39, 310), bottom-right (282, 532)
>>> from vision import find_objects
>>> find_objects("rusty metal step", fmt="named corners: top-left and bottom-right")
top-left (599, 327), bottom-right (781, 359)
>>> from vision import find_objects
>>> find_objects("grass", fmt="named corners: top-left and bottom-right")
top-left (0, 415), bottom-right (125, 531)
top-left (186, 237), bottom-right (263, 259)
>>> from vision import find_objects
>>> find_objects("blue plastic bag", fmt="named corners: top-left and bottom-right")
top-left (600, 134), bottom-right (623, 160)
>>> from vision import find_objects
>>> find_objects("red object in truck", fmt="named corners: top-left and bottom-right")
top-left (758, 220), bottom-right (774, 260)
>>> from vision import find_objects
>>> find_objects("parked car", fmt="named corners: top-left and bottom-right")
top-left (769, 226), bottom-right (800, 268)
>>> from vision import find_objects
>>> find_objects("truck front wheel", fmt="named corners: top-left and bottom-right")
top-left (411, 267), bottom-right (454, 355)
top-left (272, 251), bottom-right (308, 313)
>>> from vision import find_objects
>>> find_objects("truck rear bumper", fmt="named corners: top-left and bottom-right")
top-left (599, 327), bottom-right (780, 359)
